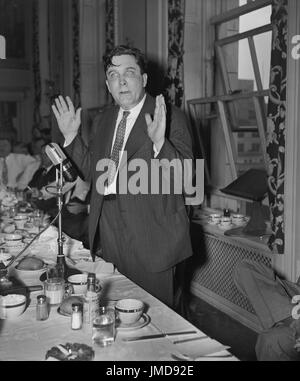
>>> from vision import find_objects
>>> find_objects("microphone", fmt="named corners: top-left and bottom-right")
top-left (45, 143), bottom-right (77, 182)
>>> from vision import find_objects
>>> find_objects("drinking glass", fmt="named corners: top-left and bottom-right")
top-left (92, 307), bottom-right (115, 347)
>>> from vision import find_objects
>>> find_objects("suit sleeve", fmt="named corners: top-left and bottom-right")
top-left (64, 112), bottom-right (104, 183)
top-left (155, 106), bottom-right (194, 194)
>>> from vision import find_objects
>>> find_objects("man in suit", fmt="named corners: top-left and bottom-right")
top-left (51, 45), bottom-right (193, 307)
top-left (233, 259), bottom-right (300, 360)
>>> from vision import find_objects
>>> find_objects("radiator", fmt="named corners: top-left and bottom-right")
top-left (189, 226), bottom-right (272, 332)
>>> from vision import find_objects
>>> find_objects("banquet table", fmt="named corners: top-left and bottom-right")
top-left (0, 226), bottom-right (238, 362)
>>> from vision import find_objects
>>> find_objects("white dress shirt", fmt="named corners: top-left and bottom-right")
top-left (105, 94), bottom-right (147, 195)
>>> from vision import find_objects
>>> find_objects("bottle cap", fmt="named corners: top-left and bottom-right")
top-left (37, 294), bottom-right (47, 303)
top-left (72, 303), bottom-right (82, 311)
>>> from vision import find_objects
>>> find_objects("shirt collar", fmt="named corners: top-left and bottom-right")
top-left (119, 93), bottom-right (146, 120)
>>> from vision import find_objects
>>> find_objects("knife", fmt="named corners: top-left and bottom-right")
top-left (122, 330), bottom-right (198, 342)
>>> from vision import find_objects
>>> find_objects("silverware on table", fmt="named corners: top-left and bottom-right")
top-left (122, 330), bottom-right (198, 342)
top-left (172, 336), bottom-right (208, 344)
top-left (171, 352), bottom-right (233, 361)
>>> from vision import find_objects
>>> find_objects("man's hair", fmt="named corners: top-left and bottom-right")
top-left (103, 45), bottom-right (147, 75)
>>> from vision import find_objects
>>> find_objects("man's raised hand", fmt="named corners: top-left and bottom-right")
top-left (51, 95), bottom-right (81, 141)
top-left (145, 94), bottom-right (166, 152)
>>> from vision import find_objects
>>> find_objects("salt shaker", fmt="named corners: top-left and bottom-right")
top-left (36, 295), bottom-right (49, 321)
top-left (71, 303), bottom-right (82, 330)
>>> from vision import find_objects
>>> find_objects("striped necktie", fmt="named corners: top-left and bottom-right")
top-left (107, 111), bottom-right (130, 186)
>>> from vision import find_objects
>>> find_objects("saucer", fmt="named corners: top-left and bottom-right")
top-left (116, 313), bottom-right (150, 331)
top-left (57, 307), bottom-right (71, 317)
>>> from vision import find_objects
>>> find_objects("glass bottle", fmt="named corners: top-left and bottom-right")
top-left (83, 273), bottom-right (99, 324)
top-left (36, 295), bottom-right (49, 321)
top-left (56, 254), bottom-right (67, 280)
top-left (71, 303), bottom-right (82, 330)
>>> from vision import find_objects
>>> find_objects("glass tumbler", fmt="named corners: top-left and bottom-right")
top-left (92, 307), bottom-right (115, 347)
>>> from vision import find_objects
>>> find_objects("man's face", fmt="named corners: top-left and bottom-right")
top-left (0, 139), bottom-right (11, 158)
top-left (106, 54), bottom-right (147, 110)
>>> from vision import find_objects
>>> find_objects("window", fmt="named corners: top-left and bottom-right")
top-left (187, 0), bottom-right (272, 213)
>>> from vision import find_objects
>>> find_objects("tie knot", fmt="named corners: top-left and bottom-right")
top-left (122, 111), bottom-right (130, 119)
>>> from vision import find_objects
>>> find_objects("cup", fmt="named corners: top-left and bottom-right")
top-left (68, 274), bottom-right (88, 295)
top-left (232, 214), bottom-right (245, 226)
top-left (209, 213), bottom-right (222, 225)
top-left (220, 216), bottom-right (231, 227)
top-left (44, 277), bottom-right (73, 305)
top-left (92, 307), bottom-right (115, 347)
top-left (13, 214), bottom-right (28, 229)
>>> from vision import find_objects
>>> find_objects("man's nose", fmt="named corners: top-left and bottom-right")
top-left (119, 76), bottom-right (127, 85)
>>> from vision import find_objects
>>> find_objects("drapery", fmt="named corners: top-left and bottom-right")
top-left (72, 0), bottom-right (81, 107)
top-left (32, 0), bottom-right (42, 138)
top-left (105, 0), bottom-right (115, 55)
top-left (164, 0), bottom-right (185, 108)
top-left (266, 0), bottom-right (288, 254)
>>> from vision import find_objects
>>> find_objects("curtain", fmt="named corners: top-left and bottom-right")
top-left (164, 0), bottom-right (185, 108)
top-left (32, 0), bottom-right (42, 138)
top-left (105, 0), bottom-right (115, 55)
top-left (72, 0), bottom-right (81, 107)
top-left (266, 0), bottom-right (288, 254)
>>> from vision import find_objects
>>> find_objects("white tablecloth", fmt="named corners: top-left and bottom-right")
top-left (0, 226), bottom-right (238, 361)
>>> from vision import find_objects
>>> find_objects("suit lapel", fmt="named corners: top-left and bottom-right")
top-left (95, 106), bottom-right (119, 161)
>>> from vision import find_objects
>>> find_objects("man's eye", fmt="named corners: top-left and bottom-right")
top-left (108, 72), bottom-right (118, 80)
top-left (125, 70), bottom-right (135, 77)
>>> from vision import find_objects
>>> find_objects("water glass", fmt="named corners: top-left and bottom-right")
top-left (92, 307), bottom-right (115, 347)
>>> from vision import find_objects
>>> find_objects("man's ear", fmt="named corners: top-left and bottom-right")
top-left (142, 73), bottom-right (148, 88)
top-left (105, 80), bottom-right (111, 94)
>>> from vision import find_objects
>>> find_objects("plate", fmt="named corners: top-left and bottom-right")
top-left (217, 223), bottom-right (234, 231)
top-left (57, 307), bottom-right (71, 317)
top-left (116, 313), bottom-right (150, 331)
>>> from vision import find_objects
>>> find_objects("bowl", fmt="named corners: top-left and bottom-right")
top-left (0, 294), bottom-right (27, 319)
top-left (115, 298), bottom-right (144, 325)
top-left (68, 273), bottom-right (88, 295)
top-left (11, 259), bottom-right (47, 286)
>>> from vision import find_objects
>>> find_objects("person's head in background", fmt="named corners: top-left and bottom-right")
top-left (103, 45), bottom-right (148, 110)
top-left (28, 137), bottom-right (50, 157)
top-left (40, 143), bottom-right (52, 169)
top-left (0, 128), bottom-right (15, 158)
top-left (0, 138), bottom-right (12, 158)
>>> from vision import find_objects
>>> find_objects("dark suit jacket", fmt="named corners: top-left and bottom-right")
top-left (28, 165), bottom-right (57, 190)
top-left (65, 94), bottom-right (193, 272)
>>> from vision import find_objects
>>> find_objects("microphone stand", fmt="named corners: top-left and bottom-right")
top-left (55, 163), bottom-right (81, 281)
top-left (56, 162), bottom-right (65, 278)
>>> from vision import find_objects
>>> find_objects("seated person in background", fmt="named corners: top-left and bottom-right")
top-left (0, 130), bottom-right (41, 190)
top-left (233, 259), bottom-right (300, 361)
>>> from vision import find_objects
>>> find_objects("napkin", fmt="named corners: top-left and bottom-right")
top-left (174, 337), bottom-right (232, 360)
top-left (66, 253), bottom-right (115, 276)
